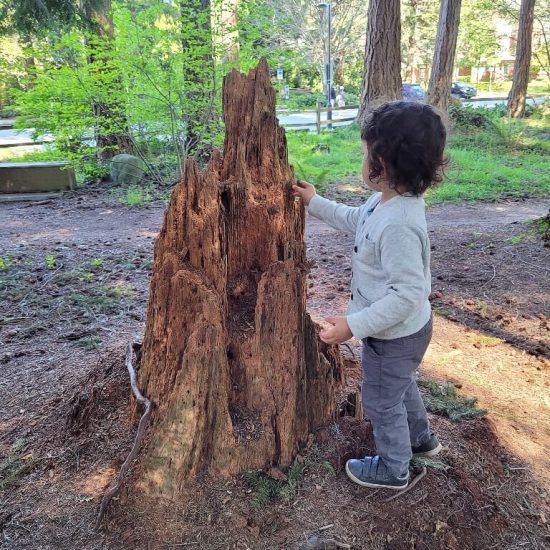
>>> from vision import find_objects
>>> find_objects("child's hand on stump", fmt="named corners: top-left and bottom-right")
top-left (320, 316), bottom-right (353, 344)
top-left (292, 180), bottom-right (316, 205)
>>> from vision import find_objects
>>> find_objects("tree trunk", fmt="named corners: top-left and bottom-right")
top-left (358, 0), bottom-right (402, 121)
top-left (221, 0), bottom-right (240, 64)
top-left (507, 0), bottom-right (535, 118)
top-left (427, 0), bottom-right (462, 114)
top-left (404, 1), bottom-right (419, 83)
top-left (135, 59), bottom-right (344, 498)
top-left (80, 0), bottom-right (132, 160)
top-left (179, 0), bottom-right (216, 159)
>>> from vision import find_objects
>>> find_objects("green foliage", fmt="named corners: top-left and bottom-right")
top-left (287, 123), bottom-right (362, 192)
top-left (243, 462), bottom-right (305, 511)
top-left (287, 114), bottom-right (549, 203)
top-left (124, 185), bottom-right (150, 207)
top-left (89, 258), bottom-right (104, 269)
top-left (418, 379), bottom-right (487, 422)
top-left (0, 256), bottom-right (10, 270)
top-left (448, 103), bottom-right (496, 129)
top-left (279, 92), bottom-right (327, 111)
top-left (45, 255), bottom-right (56, 269)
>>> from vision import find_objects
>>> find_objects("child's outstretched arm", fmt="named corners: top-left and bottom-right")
top-left (292, 180), bottom-right (361, 233)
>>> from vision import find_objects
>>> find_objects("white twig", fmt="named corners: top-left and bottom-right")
top-left (94, 342), bottom-right (151, 531)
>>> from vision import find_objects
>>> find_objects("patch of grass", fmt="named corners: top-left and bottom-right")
top-left (0, 257), bottom-right (11, 270)
top-left (243, 461), bottom-right (305, 511)
top-left (89, 258), bottom-right (104, 269)
top-left (411, 456), bottom-right (450, 471)
top-left (418, 379), bottom-right (487, 422)
top-left (286, 117), bottom-right (550, 203)
top-left (45, 255), bottom-right (56, 269)
top-left (0, 439), bottom-right (28, 491)
top-left (511, 233), bottom-right (527, 245)
top-left (287, 124), bottom-right (362, 193)
top-left (125, 185), bottom-right (151, 207)
top-left (76, 335), bottom-right (102, 350)
top-left (468, 334), bottom-right (503, 347)
top-left (67, 285), bottom-right (136, 315)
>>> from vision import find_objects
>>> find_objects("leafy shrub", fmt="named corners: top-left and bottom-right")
top-left (448, 103), bottom-right (496, 129)
top-left (280, 92), bottom-right (327, 111)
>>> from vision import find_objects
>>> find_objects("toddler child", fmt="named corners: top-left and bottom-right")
top-left (292, 101), bottom-right (446, 490)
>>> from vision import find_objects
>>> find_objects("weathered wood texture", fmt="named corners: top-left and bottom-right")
top-left (507, 0), bottom-right (535, 118)
top-left (358, 0), bottom-right (403, 121)
top-left (136, 59), bottom-right (344, 498)
top-left (427, 0), bottom-right (462, 114)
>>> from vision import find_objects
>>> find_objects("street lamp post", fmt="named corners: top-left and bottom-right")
top-left (317, 2), bottom-right (332, 129)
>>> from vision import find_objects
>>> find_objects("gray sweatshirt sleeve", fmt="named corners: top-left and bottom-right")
top-left (346, 224), bottom-right (427, 340)
top-left (306, 194), bottom-right (361, 233)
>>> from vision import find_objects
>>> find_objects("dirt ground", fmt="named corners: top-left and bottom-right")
top-left (0, 185), bottom-right (549, 549)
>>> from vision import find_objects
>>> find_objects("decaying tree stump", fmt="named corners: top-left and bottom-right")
top-left (136, 59), bottom-right (344, 498)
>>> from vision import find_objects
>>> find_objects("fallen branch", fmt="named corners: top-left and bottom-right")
top-left (383, 467), bottom-right (427, 503)
top-left (94, 342), bottom-right (152, 531)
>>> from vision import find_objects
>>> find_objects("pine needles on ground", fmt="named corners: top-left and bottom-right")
top-left (418, 379), bottom-right (487, 422)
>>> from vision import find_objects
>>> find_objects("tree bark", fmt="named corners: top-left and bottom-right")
top-left (80, 0), bottom-right (132, 160)
top-left (404, 1), bottom-right (419, 83)
top-left (358, 0), bottom-right (402, 121)
top-left (135, 59), bottom-right (344, 498)
top-left (179, 0), bottom-right (216, 159)
top-left (427, 0), bottom-right (462, 114)
top-left (507, 0), bottom-right (536, 118)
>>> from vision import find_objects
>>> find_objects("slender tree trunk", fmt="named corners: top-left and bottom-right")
top-left (80, 0), bottom-right (132, 160)
top-left (179, 0), bottom-right (216, 159)
top-left (134, 60), bottom-right (344, 497)
top-left (427, 0), bottom-right (462, 113)
top-left (404, 1), bottom-right (419, 83)
top-left (507, 0), bottom-right (535, 118)
top-left (358, 0), bottom-right (402, 121)
top-left (222, 0), bottom-right (240, 64)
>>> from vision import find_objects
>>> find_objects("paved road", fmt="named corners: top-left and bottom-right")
top-left (0, 96), bottom-right (547, 149)
top-left (276, 95), bottom-right (548, 130)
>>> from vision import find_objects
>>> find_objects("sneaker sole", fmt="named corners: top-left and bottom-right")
top-left (412, 442), bottom-right (443, 458)
top-left (345, 462), bottom-right (409, 491)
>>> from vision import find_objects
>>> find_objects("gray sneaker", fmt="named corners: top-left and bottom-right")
top-left (345, 456), bottom-right (409, 490)
top-left (412, 433), bottom-right (442, 458)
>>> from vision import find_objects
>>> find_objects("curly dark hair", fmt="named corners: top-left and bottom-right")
top-left (361, 101), bottom-right (447, 195)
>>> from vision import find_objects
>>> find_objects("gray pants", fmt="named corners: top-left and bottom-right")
top-left (361, 318), bottom-right (433, 476)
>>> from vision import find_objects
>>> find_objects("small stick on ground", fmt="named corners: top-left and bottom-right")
top-left (383, 467), bottom-right (427, 503)
top-left (94, 342), bottom-right (152, 531)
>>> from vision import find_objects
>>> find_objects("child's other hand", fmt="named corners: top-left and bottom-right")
top-left (320, 316), bottom-right (353, 344)
top-left (292, 180), bottom-right (316, 205)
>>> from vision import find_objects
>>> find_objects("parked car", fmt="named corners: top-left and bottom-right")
top-left (451, 82), bottom-right (477, 99)
top-left (402, 83), bottom-right (425, 101)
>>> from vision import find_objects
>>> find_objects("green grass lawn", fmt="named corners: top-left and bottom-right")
top-left (287, 116), bottom-right (550, 204)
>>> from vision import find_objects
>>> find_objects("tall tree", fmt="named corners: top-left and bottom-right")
top-left (178, 0), bottom-right (216, 158)
top-left (359, 0), bottom-right (402, 120)
top-left (507, 0), bottom-right (536, 117)
top-left (427, 0), bottom-right (462, 113)
top-left (80, 0), bottom-right (132, 159)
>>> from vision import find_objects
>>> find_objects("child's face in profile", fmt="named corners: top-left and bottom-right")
top-left (362, 141), bottom-right (386, 192)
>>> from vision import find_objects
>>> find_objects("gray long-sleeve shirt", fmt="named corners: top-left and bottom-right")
top-left (307, 192), bottom-right (432, 340)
